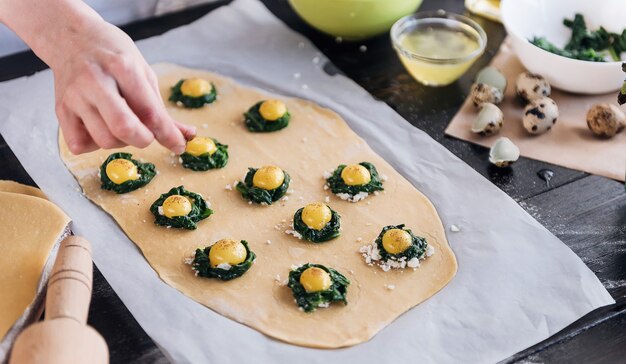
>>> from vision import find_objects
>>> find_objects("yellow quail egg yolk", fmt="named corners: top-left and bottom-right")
top-left (259, 99), bottom-right (287, 121)
top-left (252, 166), bottom-right (285, 190)
top-left (185, 136), bottom-right (217, 157)
top-left (382, 229), bottom-right (413, 254)
top-left (340, 164), bottom-right (371, 186)
top-left (105, 159), bottom-right (139, 185)
top-left (301, 203), bottom-right (332, 230)
top-left (162, 195), bottom-right (192, 218)
top-left (299, 267), bottom-right (331, 293)
top-left (209, 239), bottom-right (247, 267)
top-left (180, 78), bottom-right (212, 97)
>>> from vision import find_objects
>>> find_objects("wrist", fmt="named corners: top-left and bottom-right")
top-left (0, 0), bottom-right (103, 67)
top-left (36, 1), bottom-right (105, 69)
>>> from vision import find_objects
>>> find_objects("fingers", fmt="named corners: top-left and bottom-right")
top-left (75, 100), bottom-right (125, 150)
top-left (144, 67), bottom-right (160, 95)
top-left (110, 59), bottom-right (187, 154)
top-left (176, 120), bottom-right (197, 141)
top-left (87, 76), bottom-right (155, 148)
top-left (57, 105), bottom-right (98, 154)
top-left (58, 57), bottom-right (190, 155)
top-left (144, 67), bottom-right (196, 141)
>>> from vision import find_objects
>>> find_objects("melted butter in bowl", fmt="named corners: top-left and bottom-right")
top-left (391, 11), bottom-right (487, 86)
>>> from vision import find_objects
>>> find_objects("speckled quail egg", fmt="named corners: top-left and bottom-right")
top-left (586, 103), bottom-right (626, 138)
top-left (515, 72), bottom-right (551, 103)
top-left (470, 66), bottom-right (506, 107)
top-left (470, 83), bottom-right (504, 107)
top-left (489, 137), bottom-right (520, 167)
top-left (523, 97), bottom-right (559, 135)
top-left (471, 103), bottom-right (504, 135)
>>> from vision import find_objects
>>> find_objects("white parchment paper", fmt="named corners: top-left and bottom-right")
top-left (0, 0), bottom-right (614, 363)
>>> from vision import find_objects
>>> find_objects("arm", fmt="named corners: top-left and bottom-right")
top-left (0, 0), bottom-right (195, 154)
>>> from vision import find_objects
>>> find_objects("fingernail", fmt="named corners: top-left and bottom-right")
top-left (185, 126), bottom-right (197, 141)
top-left (68, 141), bottom-right (82, 155)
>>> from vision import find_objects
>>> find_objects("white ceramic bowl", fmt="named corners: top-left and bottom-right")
top-left (501, 0), bottom-right (625, 94)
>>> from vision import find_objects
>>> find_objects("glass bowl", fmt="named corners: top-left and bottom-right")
top-left (391, 11), bottom-right (487, 86)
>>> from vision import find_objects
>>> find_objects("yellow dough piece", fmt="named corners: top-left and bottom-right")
top-left (299, 267), bottom-right (331, 293)
top-left (209, 239), bottom-right (247, 267)
top-left (185, 136), bottom-right (217, 157)
top-left (162, 195), bottom-right (192, 218)
top-left (382, 229), bottom-right (413, 254)
top-left (0, 190), bottom-right (70, 340)
top-left (181, 78), bottom-right (212, 97)
top-left (105, 159), bottom-right (139, 185)
top-left (59, 64), bottom-right (457, 349)
top-left (259, 99), bottom-right (287, 121)
top-left (0, 180), bottom-right (47, 200)
top-left (301, 203), bottom-right (332, 230)
top-left (341, 164), bottom-right (371, 186)
top-left (252, 166), bottom-right (284, 190)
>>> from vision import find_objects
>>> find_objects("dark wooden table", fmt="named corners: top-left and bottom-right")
top-left (1, 0), bottom-right (625, 362)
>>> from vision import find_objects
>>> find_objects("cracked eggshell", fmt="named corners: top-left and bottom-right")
top-left (471, 103), bottom-right (504, 136)
top-left (470, 83), bottom-right (504, 107)
top-left (523, 97), bottom-right (558, 135)
top-left (515, 72), bottom-right (551, 103)
top-left (586, 103), bottom-right (626, 138)
top-left (476, 66), bottom-right (507, 94)
top-left (489, 137), bottom-right (520, 167)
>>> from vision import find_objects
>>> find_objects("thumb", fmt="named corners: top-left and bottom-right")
top-left (176, 121), bottom-right (197, 141)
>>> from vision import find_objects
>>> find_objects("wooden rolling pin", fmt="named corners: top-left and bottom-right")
top-left (10, 236), bottom-right (108, 364)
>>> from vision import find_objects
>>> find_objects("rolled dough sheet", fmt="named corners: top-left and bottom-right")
top-left (0, 189), bottom-right (70, 340)
top-left (0, 180), bottom-right (47, 200)
top-left (59, 63), bottom-right (457, 348)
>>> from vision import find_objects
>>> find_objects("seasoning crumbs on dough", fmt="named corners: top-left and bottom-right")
top-left (285, 229), bottom-right (303, 239)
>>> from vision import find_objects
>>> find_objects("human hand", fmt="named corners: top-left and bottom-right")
top-left (51, 21), bottom-right (196, 154)
top-left (0, 0), bottom-right (195, 154)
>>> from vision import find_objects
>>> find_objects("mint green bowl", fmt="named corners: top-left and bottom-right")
top-left (288, 0), bottom-right (424, 40)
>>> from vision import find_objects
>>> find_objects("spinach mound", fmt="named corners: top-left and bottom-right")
top-left (100, 152), bottom-right (156, 194)
top-left (244, 101), bottom-right (290, 132)
top-left (180, 138), bottom-right (229, 171)
top-left (169, 79), bottom-right (217, 108)
top-left (376, 224), bottom-right (428, 262)
top-left (326, 162), bottom-right (384, 197)
top-left (236, 168), bottom-right (290, 205)
top-left (191, 240), bottom-right (256, 281)
top-left (288, 263), bottom-right (350, 313)
top-left (150, 186), bottom-right (213, 230)
top-left (293, 207), bottom-right (341, 243)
